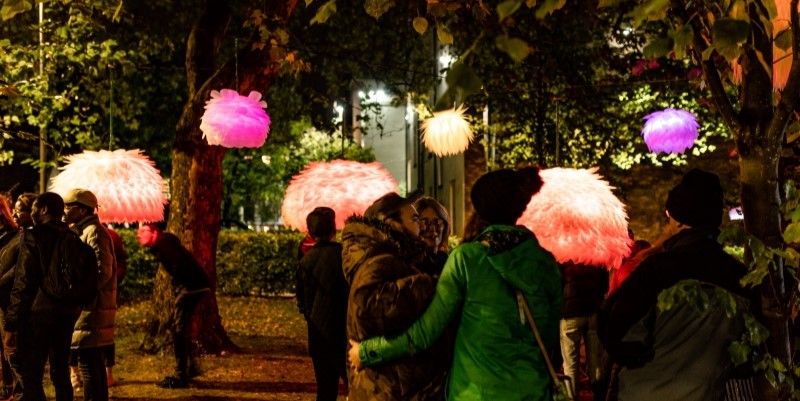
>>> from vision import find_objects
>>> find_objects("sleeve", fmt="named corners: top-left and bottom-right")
top-left (296, 255), bottom-right (307, 315)
top-left (536, 255), bottom-right (563, 353)
top-left (85, 226), bottom-right (116, 291)
top-left (360, 247), bottom-right (467, 366)
top-left (4, 233), bottom-right (42, 331)
top-left (349, 254), bottom-right (437, 337)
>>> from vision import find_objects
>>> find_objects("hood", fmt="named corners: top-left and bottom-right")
top-left (476, 225), bottom-right (556, 293)
top-left (340, 215), bottom-right (426, 284)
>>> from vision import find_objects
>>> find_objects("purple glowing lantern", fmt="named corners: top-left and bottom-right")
top-left (641, 108), bottom-right (699, 154)
top-left (200, 89), bottom-right (271, 148)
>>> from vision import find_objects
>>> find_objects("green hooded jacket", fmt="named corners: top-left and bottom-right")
top-left (360, 225), bottom-right (562, 401)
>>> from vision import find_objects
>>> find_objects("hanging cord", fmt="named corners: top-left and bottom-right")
top-left (108, 65), bottom-right (113, 150)
top-left (234, 37), bottom-right (239, 91)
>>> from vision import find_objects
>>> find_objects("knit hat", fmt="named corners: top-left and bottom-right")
top-left (306, 207), bottom-right (336, 239)
top-left (665, 168), bottom-right (723, 228)
top-left (471, 167), bottom-right (543, 224)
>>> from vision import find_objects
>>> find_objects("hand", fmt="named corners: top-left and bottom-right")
top-left (3, 331), bottom-right (16, 356)
top-left (348, 339), bottom-right (362, 371)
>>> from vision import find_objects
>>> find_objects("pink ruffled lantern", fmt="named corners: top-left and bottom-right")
top-left (732, 0), bottom-right (797, 90)
top-left (281, 160), bottom-right (398, 232)
top-left (641, 108), bottom-right (699, 154)
top-left (49, 149), bottom-right (168, 223)
top-left (200, 89), bottom-right (271, 148)
top-left (421, 106), bottom-right (474, 157)
top-left (517, 167), bottom-right (631, 270)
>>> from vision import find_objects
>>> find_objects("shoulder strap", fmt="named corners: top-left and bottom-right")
top-left (515, 290), bottom-right (562, 388)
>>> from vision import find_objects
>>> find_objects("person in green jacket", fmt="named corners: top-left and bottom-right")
top-left (349, 167), bottom-right (563, 401)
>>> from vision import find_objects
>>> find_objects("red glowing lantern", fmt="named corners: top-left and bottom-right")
top-left (281, 160), bottom-right (398, 232)
top-left (517, 167), bottom-right (631, 270)
top-left (49, 149), bottom-right (167, 223)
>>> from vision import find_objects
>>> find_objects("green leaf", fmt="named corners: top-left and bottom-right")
top-left (712, 18), bottom-right (750, 60)
top-left (1, 0), bottom-right (32, 21)
top-left (643, 37), bottom-right (673, 59)
top-left (305, 0), bottom-right (314, 5)
top-left (445, 61), bottom-right (483, 101)
top-left (310, 0), bottom-right (336, 25)
top-left (437, 24), bottom-right (454, 45)
top-left (775, 28), bottom-right (792, 51)
top-left (670, 24), bottom-right (693, 59)
top-left (598, 0), bottom-right (621, 7)
top-left (495, 34), bottom-right (532, 62)
top-left (412, 16), bottom-right (428, 35)
top-left (626, 0), bottom-right (670, 27)
top-left (534, 0), bottom-right (566, 19)
top-left (364, 0), bottom-right (395, 19)
top-left (525, 0), bottom-right (537, 7)
top-left (784, 222), bottom-right (800, 243)
top-left (728, 341), bottom-right (750, 366)
top-left (497, 0), bottom-right (523, 21)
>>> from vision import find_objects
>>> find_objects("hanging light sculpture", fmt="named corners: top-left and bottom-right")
top-left (281, 160), bottom-right (398, 232)
top-left (517, 167), bottom-right (631, 270)
top-left (641, 108), bottom-right (699, 154)
top-left (50, 149), bottom-right (167, 223)
top-left (421, 106), bottom-right (474, 157)
top-left (200, 89), bottom-right (271, 148)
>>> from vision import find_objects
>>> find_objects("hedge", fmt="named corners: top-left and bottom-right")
top-left (117, 229), bottom-right (303, 303)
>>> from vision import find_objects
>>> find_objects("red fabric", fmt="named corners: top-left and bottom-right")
top-left (608, 241), bottom-right (651, 295)
top-left (298, 234), bottom-right (316, 258)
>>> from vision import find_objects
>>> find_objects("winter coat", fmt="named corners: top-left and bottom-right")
top-left (599, 228), bottom-right (749, 401)
top-left (360, 224), bottom-right (563, 401)
top-left (4, 221), bottom-right (82, 332)
top-left (107, 228), bottom-right (128, 286)
top-left (71, 214), bottom-right (117, 349)
top-left (0, 228), bottom-right (19, 310)
top-left (561, 261), bottom-right (608, 318)
top-left (148, 232), bottom-right (210, 293)
top-left (342, 216), bottom-right (446, 401)
top-left (297, 240), bottom-right (348, 344)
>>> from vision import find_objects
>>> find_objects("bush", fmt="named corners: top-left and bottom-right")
top-left (117, 228), bottom-right (304, 303)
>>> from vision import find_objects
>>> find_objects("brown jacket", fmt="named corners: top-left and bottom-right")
top-left (342, 216), bottom-right (447, 401)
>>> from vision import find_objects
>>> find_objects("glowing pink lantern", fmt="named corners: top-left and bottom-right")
top-left (50, 149), bottom-right (168, 223)
top-left (641, 108), bottom-right (698, 154)
top-left (200, 89), bottom-right (271, 148)
top-left (281, 160), bottom-right (398, 232)
top-left (518, 167), bottom-right (631, 270)
top-left (732, 0), bottom-right (797, 90)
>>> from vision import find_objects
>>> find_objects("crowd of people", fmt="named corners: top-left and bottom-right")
top-left (297, 167), bottom-right (753, 401)
top-left (0, 189), bottom-right (211, 401)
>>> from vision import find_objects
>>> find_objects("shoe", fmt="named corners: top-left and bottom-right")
top-left (157, 376), bottom-right (188, 389)
top-left (106, 367), bottom-right (115, 388)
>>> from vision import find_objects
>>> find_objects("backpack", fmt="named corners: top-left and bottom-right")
top-left (30, 229), bottom-right (99, 306)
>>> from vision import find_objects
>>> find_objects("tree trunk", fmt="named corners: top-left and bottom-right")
top-left (144, 0), bottom-right (297, 355)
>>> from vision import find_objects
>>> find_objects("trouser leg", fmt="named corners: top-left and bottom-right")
top-left (308, 327), bottom-right (340, 401)
top-left (77, 348), bottom-right (107, 401)
top-left (172, 292), bottom-right (203, 379)
top-left (560, 317), bottom-right (584, 396)
top-left (12, 322), bottom-right (48, 401)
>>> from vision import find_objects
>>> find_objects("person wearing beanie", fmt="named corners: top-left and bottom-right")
top-left (296, 207), bottom-right (349, 401)
top-left (349, 167), bottom-right (563, 401)
top-left (599, 168), bottom-right (751, 401)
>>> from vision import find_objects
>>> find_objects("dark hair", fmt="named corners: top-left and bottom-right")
top-left (462, 212), bottom-right (490, 243)
top-left (34, 192), bottom-right (65, 219)
top-left (471, 166), bottom-right (543, 225)
top-left (306, 207), bottom-right (336, 240)
top-left (364, 192), bottom-right (412, 224)
top-left (414, 196), bottom-right (451, 250)
top-left (15, 193), bottom-right (36, 211)
top-left (0, 194), bottom-right (16, 231)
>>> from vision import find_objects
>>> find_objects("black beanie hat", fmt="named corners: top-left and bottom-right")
top-left (306, 207), bottom-right (336, 239)
top-left (665, 168), bottom-right (723, 228)
top-left (471, 167), bottom-right (543, 225)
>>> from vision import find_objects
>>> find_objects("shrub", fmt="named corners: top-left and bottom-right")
top-left (117, 228), bottom-right (304, 303)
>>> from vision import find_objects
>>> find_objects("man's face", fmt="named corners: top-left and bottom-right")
top-left (137, 225), bottom-right (159, 247)
top-left (63, 203), bottom-right (87, 225)
top-left (30, 201), bottom-right (44, 226)
top-left (12, 199), bottom-right (32, 228)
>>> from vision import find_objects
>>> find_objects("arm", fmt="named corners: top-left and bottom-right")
top-left (4, 233), bottom-right (41, 331)
top-left (85, 226), bottom-right (116, 291)
top-left (359, 248), bottom-right (467, 366)
top-left (296, 256), bottom-right (307, 315)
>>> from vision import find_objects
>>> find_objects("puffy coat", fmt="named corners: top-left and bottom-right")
top-left (600, 228), bottom-right (749, 401)
top-left (71, 214), bottom-right (117, 349)
top-left (148, 232), bottom-right (209, 293)
top-left (360, 225), bottom-right (563, 401)
top-left (342, 216), bottom-right (446, 401)
top-left (297, 240), bottom-right (348, 343)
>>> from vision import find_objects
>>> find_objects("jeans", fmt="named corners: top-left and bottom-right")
top-left (307, 325), bottom-right (347, 401)
top-left (173, 290), bottom-right (205, 379)
top-left (75, 348), bottom-right (107, 401)
top-left (560, 315), bottom-right (602, 396)
top-left (10, 312), bottom-right (79, 401)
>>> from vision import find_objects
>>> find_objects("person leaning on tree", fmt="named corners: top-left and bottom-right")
top-left (297, 207), bottom-right (349, 401)
top-left (137, 222), bottom-right (210, 389)
top-left (63, 189), bottom-right (117, 401)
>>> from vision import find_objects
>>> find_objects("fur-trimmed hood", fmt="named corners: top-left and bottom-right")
top-left (341, 215), bottom-right (427, 283)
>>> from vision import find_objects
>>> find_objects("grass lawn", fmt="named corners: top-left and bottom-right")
top-left (62, 296), bottom-right (343, 401)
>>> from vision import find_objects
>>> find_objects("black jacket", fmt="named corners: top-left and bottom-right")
top-left (5, 221), bottom-right (82, 332)
top-left (148, 232), bottom-right (210, 293)
top-left (0, 228), bottom-right (19, 309)
top-left (297, 240), bottom-right (348, 342)
top-left (561, 261), bottom-right (608, 318)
